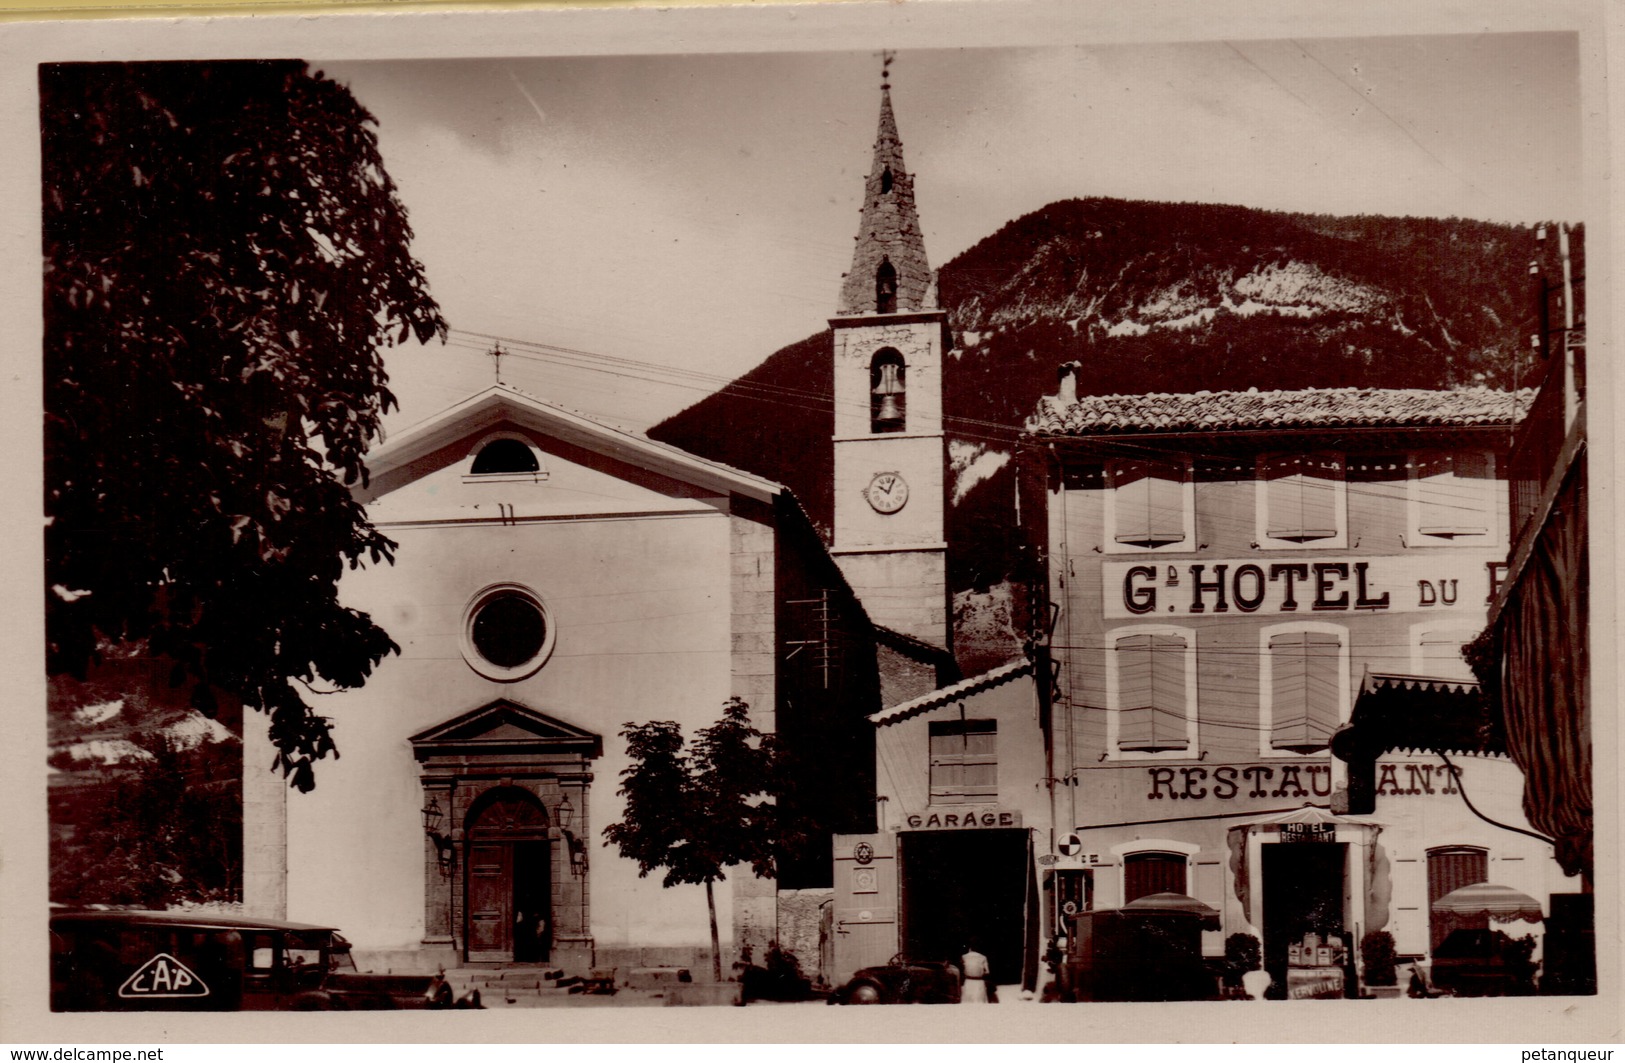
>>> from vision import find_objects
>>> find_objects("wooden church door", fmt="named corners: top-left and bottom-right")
top-left (466, 843), bottom-right (513, 959)
top-left (464, 787), bottom-right (551, 963)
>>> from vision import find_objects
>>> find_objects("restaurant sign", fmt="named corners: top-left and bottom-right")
top-left (902, 808), bottom-right (1023, 831)
top-left (1279, 822), bottom-right (1335, 843)
top-left (1104, 556), bottom-right (1505, 620)
top-left (1144, 762), bottom-right (1459, 802)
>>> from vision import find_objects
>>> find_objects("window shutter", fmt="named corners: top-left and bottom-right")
top-left (1271, 631), bottom-right (1340, 753)
top-left (928, 728), bottom-right (963, 803)
top-left (929, 721), bottom-right (997, 804)
top-left (1113, 460), bottom-right (1185, 547)
top-left (1123, 852), bottom-right (1188, 903)
top-left (1266, 454), bottom-right (1339, 542)
top-left (1117, 634), bottom-right (1189, 752)
top-left (1418, 450), bottom-right (1493, 539)
top-left (1117, 634), bottom-right (1154, 750)
top-left (963, 730), bottom-right (998, 800)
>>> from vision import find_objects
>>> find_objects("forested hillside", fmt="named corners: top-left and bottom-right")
top-left (651, 197), bottom-right (1566, 669)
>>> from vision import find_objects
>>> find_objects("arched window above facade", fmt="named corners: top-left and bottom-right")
top-left (881, 166), bottom-right (894, 194)
top-left (471, 437), bottom-right (540, 475)
top-left (876, 259), bottom-right (898, 314)
top-left (870, 348), bottom-right (906, 433)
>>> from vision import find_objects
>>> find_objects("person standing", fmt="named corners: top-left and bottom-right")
top-left (960, 943), bottom-right (991, 1004)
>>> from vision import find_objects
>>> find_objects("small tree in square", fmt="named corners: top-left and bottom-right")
top-left (603, 697), bottom-right (778, 982)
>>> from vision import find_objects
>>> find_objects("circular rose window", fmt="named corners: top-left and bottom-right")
top-left (461, 584), bottom-right (555, 681)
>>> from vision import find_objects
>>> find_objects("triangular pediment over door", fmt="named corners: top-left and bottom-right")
top-left (409, 698), bottom-right (603, 761)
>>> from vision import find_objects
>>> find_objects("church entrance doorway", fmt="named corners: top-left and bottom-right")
top-left (464, 787), bottom-right (552, 963)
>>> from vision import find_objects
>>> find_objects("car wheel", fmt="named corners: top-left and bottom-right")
top-left (846, 982), bottom-right (883, 1005)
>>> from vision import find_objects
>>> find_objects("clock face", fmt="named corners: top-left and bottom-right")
top-left (865, 472), bottom-right (909, 514)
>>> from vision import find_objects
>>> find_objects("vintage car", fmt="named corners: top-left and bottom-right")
top-left (830, 954), bottom-right (962, 1005)
top-left (50, 909), bottom-right (480, 1012)
top-left (1429, 928), bottom-right (1538, 997)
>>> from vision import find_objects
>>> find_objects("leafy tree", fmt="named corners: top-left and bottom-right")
top-left (603, 698), bottom-right (779, 981)
top-left (42, 61), bottom-right (446, 791)
top-left (50, 728), bottom-right (244, 908)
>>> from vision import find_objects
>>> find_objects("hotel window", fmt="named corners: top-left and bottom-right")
top-left (928, 719), bottom-right (997, 804)
top-left (1105, 457), bottom-right (1192, 552)
top-left (1258, 452), bottom-right (1345, 547)
top-left (1107, 627), bottom-right (1197, 757)
top-left (1261, 624), bottom-right (1347, 756)
top-left (1410, 450), bottom-right (1498, 545)
top-left (1427, 846), bottom-right (1489, 952)
top-left (1122, 851), bottom-right (1188, 903)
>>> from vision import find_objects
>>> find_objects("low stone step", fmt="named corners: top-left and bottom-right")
top-left (626, 966), bottom-right (691, 990)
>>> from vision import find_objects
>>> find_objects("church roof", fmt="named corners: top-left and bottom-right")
top-left (835, 76), bottom-right (934, 316)
top-left (1028, 386), bottom-right (1531, 437)
top-left (363, 383), bottom-right (786, 504)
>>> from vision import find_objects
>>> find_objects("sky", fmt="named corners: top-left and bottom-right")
top-left (323, 34), bottom-right (1583, 435)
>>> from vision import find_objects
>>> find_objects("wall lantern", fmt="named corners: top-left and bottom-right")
top-left (421, 796), bottom-right (456, 875)
top-left (556, 794), bottom-right (587, 877)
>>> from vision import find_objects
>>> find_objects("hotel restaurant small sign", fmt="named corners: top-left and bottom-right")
top-left (902, 808), bottom-right (1023, 831)
top-left (1279, 822), bottom-right (1336, 843)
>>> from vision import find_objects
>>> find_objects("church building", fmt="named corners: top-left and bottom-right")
top-left (243, 385), bottom-right (881, 974)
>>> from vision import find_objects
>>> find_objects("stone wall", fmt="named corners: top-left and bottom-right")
top-left (777, 887), bottom-right (835, 987)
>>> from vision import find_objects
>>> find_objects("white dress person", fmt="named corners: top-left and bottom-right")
top-left (960, 946), bottom-right (991, 1003)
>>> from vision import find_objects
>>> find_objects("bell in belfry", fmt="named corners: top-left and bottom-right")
top-left (872, 359), bottom-right (905, 427)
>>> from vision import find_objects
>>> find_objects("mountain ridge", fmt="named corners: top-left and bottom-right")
top-left (649, 196), bottom-right (1568, 668)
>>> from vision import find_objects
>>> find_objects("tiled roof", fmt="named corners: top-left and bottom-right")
top-left (870, 658), bottom-right (1033, 726)
top-left (1027, 386), bottom-right (1532, 437)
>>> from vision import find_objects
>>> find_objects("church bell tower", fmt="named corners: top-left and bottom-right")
top-left (831, 59), bottom-right (952, 650)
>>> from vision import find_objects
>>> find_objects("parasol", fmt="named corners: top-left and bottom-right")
top-left (1430, 883), bottom-right (1544, 923)
top-left (1123, 892), bottom-right (1222, 928)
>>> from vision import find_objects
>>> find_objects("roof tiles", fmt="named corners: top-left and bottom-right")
top-left (1027, 386), bottom-right (1532, 437)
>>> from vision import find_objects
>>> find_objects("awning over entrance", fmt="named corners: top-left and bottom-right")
top-left (1331, 672), bottom-right (1505, 814)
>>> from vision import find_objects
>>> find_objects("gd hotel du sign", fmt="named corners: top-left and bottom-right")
top-left (1103, 556), bottom-right (1505, 620)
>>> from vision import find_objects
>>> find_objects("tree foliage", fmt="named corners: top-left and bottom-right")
top-left (602, 698), bottom-right (779, 979)
top-left (50, 728), bottom-right (244, 908)
top-left (42, 61), bottom-right (446, 790)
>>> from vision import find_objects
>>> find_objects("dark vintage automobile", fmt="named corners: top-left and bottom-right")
top-left (830, 954), bottom-right (962, 1005)
top-left (50, 909), bottom-right (480, 1012)
top-left (1429, 928), bottom-right (1539, 997)
top-left (1061, 901), bottom-right (1220, 1002)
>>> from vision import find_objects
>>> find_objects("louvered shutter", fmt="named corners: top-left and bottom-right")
top-left (1113, 460), bottom-right (1185, 547)
top-left (1270, 631), bottom-right (1341, 753)
top-left (1418, 450), bottom-right (1494, 539)
top-left (1265, 454), bottom-right (1339, 542)
top-left (1117, 634), bottom-right (1188, 752)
